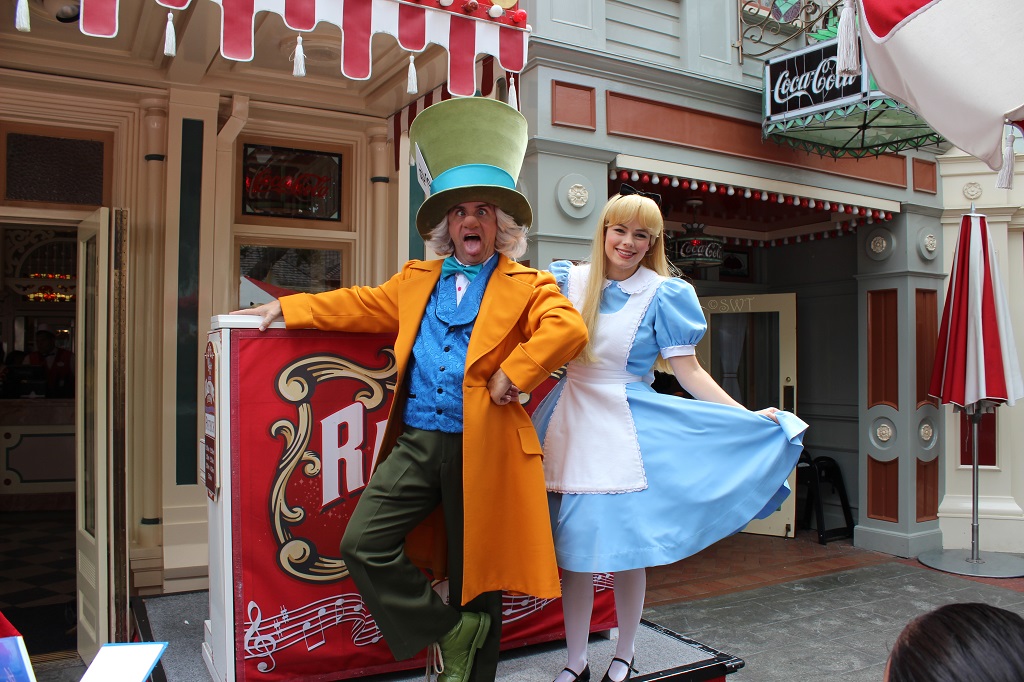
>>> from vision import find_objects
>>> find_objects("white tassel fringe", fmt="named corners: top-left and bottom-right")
top-left (407, 55), bottom-right (417, 94)
top-left (996, 127), bottom-right (1016, 190)
top-left (508, 74), bottom-right (518, 110)
top-left (837, 0), bottom-right (860, 76)
top-left (16, 0), bottom-right (30, 32)
top-left (292, 36), bottom-right (306, 77)
top-left (164, 12), bottom-right (177, 57)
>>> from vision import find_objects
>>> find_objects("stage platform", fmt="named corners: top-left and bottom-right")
top-left (132, 592), bottom-right (742, 682)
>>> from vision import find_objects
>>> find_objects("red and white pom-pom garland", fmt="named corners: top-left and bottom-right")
top-left (612, 166), bottom-right (892, 247)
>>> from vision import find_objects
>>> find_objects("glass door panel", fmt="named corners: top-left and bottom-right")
top-left (697, 294), bottom-right (797, 537)
top-left (75, 208), bottom-right (109, 663)
top-left (708, 311), bottom-right (780, 410)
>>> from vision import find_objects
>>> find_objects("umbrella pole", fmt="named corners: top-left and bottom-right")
top-left (968, 409), bottom-right (983, 563)
top-left (920, 400), bottom-right (1024, 577)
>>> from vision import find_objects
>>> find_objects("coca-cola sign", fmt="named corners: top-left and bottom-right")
top-left (764, 38), bottom-right (868, 121)
top-left (248, 168), bottom-right (332, 199)
top-left (667, 234), bottom-right (725, 268)
top-left (243, 144), bottom-right (341, 221)
top-left (679, 238), bottom-right (724, 267)
top-left (681, 238), bottom-right (723, 262)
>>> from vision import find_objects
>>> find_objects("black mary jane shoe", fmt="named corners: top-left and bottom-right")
top-left (559, 664), bottom-right (591, 682)
top-left (600, 657), bottom-right (636, 682)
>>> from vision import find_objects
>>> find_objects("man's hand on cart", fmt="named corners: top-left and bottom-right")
top-left (230, 300), bottom-right (283, 332)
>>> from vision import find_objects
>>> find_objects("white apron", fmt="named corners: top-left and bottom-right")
top-left (543, 264), bottom-right (664, 494)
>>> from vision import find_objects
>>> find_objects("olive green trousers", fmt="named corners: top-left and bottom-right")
top-left (340, 426), bottom-right (502, 681)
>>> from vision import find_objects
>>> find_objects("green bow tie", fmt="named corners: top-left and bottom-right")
top-left (441, 258), bottom-right (484, 282)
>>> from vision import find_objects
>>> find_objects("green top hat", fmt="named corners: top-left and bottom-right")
top-left (410, 97), bottom-right (532, 239)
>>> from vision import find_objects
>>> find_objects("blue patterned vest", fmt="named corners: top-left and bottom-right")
top-left (403, 255), bottom-right (499, 433)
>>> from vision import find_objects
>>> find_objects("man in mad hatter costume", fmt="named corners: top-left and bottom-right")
top-left (234, 97), bottom-right (588, 682)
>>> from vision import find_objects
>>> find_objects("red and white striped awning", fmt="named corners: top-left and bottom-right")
top-left (29, 0), bottom-right (530, 98)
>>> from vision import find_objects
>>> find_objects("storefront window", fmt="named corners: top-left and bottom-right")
top-left (2, 129), bottom-right (107, 207)
top-left (236, 139), bottom-right (353, 234)
top-left (241, 144), bottom-right (341, 222)
top-left (238, 245), bottom-right (345, 307)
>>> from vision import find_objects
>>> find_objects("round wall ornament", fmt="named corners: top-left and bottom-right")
top-left (917, 227), bottom-right (939, 262)
top-left (567, 183), bottom-right (589, 208)
top-left (872, 413), bottom-right (897, 446)
top-left (865, 227), bottom-right (895, 261)
top-left (555, 173), bottom-right (597, 219)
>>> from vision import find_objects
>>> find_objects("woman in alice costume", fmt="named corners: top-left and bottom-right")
top-left (532, 188), bottom-right (807, 682)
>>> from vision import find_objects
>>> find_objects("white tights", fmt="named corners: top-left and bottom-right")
top-left (553, 568), bottom-right (646, 682)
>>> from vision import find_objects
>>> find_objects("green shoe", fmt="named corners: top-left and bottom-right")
top-left (436, 611), bottom-right (492, 682)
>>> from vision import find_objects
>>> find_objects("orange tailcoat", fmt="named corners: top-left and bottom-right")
top-left (280, 256), bottom-right (588, 604)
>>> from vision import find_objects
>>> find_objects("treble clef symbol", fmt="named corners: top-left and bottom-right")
top-left (243, 601), bottom-right (279, 673)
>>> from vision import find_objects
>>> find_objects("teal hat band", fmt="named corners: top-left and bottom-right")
top-left (430, 164), bottom-right (516, 195)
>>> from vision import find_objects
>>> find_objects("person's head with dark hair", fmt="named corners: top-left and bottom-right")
top-left (34, 326), bottom-right (56, 355)
top-left (886, 602), bottom-right (1024, 682)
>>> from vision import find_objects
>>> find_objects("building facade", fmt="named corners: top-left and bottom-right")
top-left (1, 0), bottom-right (1021, 664)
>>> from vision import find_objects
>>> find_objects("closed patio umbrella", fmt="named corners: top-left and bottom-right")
top-left (919, 210), bottom-right (1024, 577)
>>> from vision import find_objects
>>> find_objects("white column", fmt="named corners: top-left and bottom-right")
top-left (135, 97), bottom-right (168, 552)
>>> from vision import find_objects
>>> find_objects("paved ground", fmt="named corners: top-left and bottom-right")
top-left (29, 533), bottom-right (1024, 681)
top-left (646, 532), bottom-right (896, 606)
top-left (645, 560), bottom-right (1024, 681)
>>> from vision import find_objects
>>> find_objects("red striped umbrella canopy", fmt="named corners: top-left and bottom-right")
top-left (929, 212), bottom-right (1024, 409)
top-left (856, 0), bottom-right (1024, 174)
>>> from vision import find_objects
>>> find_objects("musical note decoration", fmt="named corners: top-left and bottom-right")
top-left (243, 593), bottom-right (384, 664)
top-left (243, 577), bottom-right (614, 661)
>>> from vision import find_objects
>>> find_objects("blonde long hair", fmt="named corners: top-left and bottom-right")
top-left (578, 193), bottom-right (675, 370)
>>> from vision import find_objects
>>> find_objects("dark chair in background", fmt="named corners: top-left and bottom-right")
top-left (796, 451), bottom-right (855, 545)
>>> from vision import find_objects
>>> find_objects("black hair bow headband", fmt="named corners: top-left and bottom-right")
top-left (618, 183), bottom-right (662, 208)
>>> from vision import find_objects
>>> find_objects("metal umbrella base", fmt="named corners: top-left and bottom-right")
top-left (919, 403), bottom-right (1024, 579)
top-left (919, 548), bottom-right (1024, 578)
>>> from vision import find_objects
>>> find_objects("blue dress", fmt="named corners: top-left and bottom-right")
top-left (532, 261), bottom-right (807, 573)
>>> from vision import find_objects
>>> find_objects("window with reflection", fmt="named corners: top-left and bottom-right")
top-left (708, 311), bottom-right (780, 410)
top-left (1, 227), bottom-right (77, 399)
top-left (238, 245), bottom-right (346, 308)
